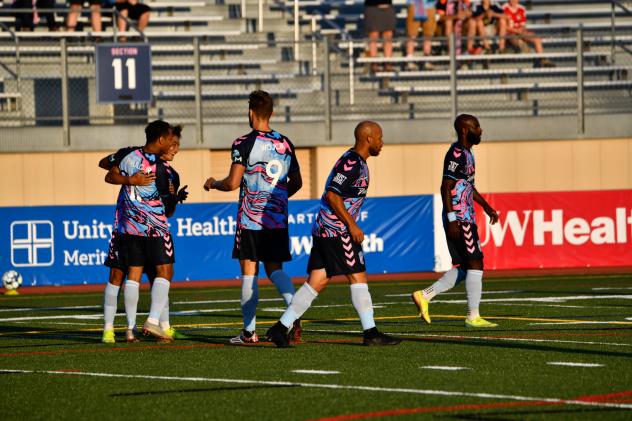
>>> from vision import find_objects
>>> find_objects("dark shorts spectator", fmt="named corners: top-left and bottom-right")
top-left (365, 0), bottom-right (396, 72)
top-left (114, 1), bottom-right (150, 21)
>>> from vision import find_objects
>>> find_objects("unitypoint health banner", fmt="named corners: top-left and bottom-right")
top-left (477, 189), bottom-right (632, 269)
top-left (0, 195), bottom-right (434, 286)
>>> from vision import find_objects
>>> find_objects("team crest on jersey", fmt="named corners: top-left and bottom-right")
top-left (448, 161), bottom-right (459, 172)
top-left (332, 173), bottom-right (347, 185)
top-left (232, 149), bottom-right (242, 163)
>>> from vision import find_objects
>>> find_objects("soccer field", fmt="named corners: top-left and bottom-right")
top-left (1, 274), bottom-right (632, 420)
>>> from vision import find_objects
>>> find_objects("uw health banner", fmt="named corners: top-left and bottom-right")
top-left (0, 196), bottom-right (434, 286)
top-left (476, 190), bottom-right (632, 269)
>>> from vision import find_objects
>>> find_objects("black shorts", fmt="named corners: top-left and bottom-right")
top-left (104, 231), bottom-right (124, 270)
top-left (444, 221), bottom-right (484, 265)
top-left (70, 0), bottom-right (103, 5)
top-left (120, 233), bottom-right (175, 268)
top-left (114, 2), bottom-right (151, 20)
top-left (307, 235), bottom-right (366, 278)
top-left (232, 228), bottom-right (292, 262)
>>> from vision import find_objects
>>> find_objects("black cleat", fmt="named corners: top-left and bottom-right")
top-left (266, 321), bottom-right (290, 348)
top-left (363, 327), bottom-right (402, 346)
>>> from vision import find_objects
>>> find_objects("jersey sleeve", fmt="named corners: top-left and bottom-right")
top-left (287, 139), bottom-right (300, 174)
top-left (325, 157), bottom-right (360, 197)
top-left (107, 147), bottom-right (136, 168)
top-left (118, 151), bottom-right (142, 177)
top-left (231, 135), bottom-right (252, 166)
top-left (442, 147), bottom-right (467, 181)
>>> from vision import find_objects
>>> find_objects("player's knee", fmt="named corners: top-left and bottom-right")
top-left (466, 260), bottom-right (484, 271)
top-left (108, 268), bottom-right (125, 286)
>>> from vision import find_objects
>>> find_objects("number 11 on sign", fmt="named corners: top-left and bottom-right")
top-left (112, 58), bottom-right (137, 90)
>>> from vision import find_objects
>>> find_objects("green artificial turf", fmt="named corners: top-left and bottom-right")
top-left (1, 274), bottom-right (632, 420)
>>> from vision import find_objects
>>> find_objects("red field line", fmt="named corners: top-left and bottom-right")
top-left (7, 266), bottom-right (632, 295)
top-left (576, 390), bottom-right (632, 402)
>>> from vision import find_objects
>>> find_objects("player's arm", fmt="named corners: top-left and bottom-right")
top-left (105, 166), bottom-right (156, 186)
top-left (204, 164), bottom-right (245, 192)
top-left (473, 188), bottom-right (498, 225)
top-left (441, 177), bottom-right (460, 240)
top-left (325, 191), bottom-right (364, 244)
top-left (287, 170), bottom-right (303, 198)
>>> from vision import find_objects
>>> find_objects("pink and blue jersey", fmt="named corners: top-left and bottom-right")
top-left (443, 141), bottom-right (476, 224)
top-left (117, 149), bottom-right (169, 237)
top-left (313, 149), bottom-right (369, 238)
top-left (231, 130), bottom-right (300, 230)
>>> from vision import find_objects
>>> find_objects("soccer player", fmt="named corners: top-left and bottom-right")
top-left (266, 121), bottom-right (401, 348)
top-left (204, 90), bottom-right (303, 344)
top-left (411, 114), bottom-right (499, 328)
top-left (116, 120), bottom-right (178, 341)
top-left (100, 126), bottom-right (187, 343)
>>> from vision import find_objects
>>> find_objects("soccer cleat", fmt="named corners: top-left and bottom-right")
top-left (411, 291), bottom-right (431, 324)
top-left (102, 329), bottom-right (115, 344)
top-left (266, 321), bottom-right (290, 348)
top-left (288, 319), bottom-right (303, 344)
top-left (229, 329), bottom-right (259, 344)
top-left (142, 321), bottom-right (172, 341)
top-left (126, 328), bottom-right (140, 343)
top-left (363, 327), bottom-right (402, 346)
top-left (465, 317), bottom-right (498, 328)
top-left (164, 327), bottom-right (188, 340)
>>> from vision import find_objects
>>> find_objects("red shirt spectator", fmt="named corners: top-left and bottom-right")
top-left (503, 1), bottom-right (526, 31)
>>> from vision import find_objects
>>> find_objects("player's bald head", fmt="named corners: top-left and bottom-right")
top-left (454, 114), bottom-right (478, 134)
top-left (354, 121), bottom-right (381, 143)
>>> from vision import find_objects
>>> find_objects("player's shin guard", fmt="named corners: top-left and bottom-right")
top-left (422, 267), bottom-right (460, 301)
top-left (465, 270), bottom-right (483, 321)
top-left (124, 280), bottom-right (140, 329)
top-left (103, 283), bottom-right (120, 330)
top-left (280, 282), bottom-right (318, 328)
top-left (241, 275), bottom-right (258, 332)
top-left (159, 304), bottom-right (170, 330)
top-left (148, 278), bottom-right (170, 325)
top-left (350, 283), bottom-right (376, 331)
top-left (269, 270), bottom-right (295, 306)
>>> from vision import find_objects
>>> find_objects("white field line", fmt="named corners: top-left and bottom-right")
top-left (421, 366), bottom-right (470, 371)
top-left (2, 369), bottom-right (631, 410)
top-left (304, 329), bottom-right (632, 348)
top-left (592, 287), bottom-right (632, 291)
top-left (291, 370), bottom-right (340, 375)
top-left (530, 321), bottom-right (632, 326)
top-left (547, 362), bottom-right (604, 368)
top-left (0, 305), bottom-right (100, 313)
top-left (431, 295), bottom-right (632, 304)
top-left (385, 290), bottom-right (523, 297)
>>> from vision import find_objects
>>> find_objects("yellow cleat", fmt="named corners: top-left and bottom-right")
top-left (411, 290), bottom-right (431, 324)
top-left (102, 329), bottom-right (115, 344)
top-left (465, 317), bottom-right (498, 328)
top-left (164, 327), bottom-right (188, 340)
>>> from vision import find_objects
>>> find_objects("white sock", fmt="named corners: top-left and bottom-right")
top-left (269, 269), bottom-right (295, 306)
top-left (350, 283), bottom-right (376, 331)
top-left (241, 275), bottom-right (258, 332)
top-left (423, 267), bottom-right (460, 301)
top-left (466, 270), bottom-right (483, 321)
top-left (280, 282), bottom-right (318, 328)
top-left (124, 280), bottom-right (140, 330)
top-left (159, 303), bottom-right (170, 330)
top-left (148, 278), bottom-right (170, 325)
top-left (103, 283), bottom-right (120, 330)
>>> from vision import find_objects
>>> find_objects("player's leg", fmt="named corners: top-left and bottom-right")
top-left (125, 265), bottom-right (143, 342)
top-left (143, 262), bottom-right (173, 340)
top-left (262, 229), bottom-right (295, 307)
top-left (102, 268), bottom-right (124, 343)
top-left (231, 259), bottom-right (259, 343)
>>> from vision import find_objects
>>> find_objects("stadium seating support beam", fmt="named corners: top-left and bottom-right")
top-left (577, 25), bottom-right (585, 135)
top-left (60, 38), bottom-right (70, 148)
top-left (324, 36), bottom-right (332, 142)
top-left (449, 33), bottom-right (458, 123)
top-left (194, 37), bottom-right (204, 145)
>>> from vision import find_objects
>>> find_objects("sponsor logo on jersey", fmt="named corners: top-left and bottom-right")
top-left (332, 173), bottom-right (347, 185)
top-left (448, 161), bottom-right (458, 172)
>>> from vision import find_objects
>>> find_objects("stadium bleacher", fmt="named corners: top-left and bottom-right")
top-left (0, 0), bottom-right (630, 129)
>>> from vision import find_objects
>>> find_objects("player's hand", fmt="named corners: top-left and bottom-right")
top-left (349, 223), bottom-right (365, 245)
top-left (447, 220), bottom-right (461, 240)
top-left (203, 177), bottom-right (217, 191)
top-left (177, 185), bottom-right (189, 203)
top-left (129, 172), bottom-right (156, 186)
top-left (485, 206), bottom-right (499, 225)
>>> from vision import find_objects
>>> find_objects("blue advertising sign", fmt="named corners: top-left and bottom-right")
top-left (96, 43), bottom-right (152, 103)
top-left (0, 196), bottom-right (434, 286)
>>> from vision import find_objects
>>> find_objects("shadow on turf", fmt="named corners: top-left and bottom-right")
top-left (404, 336), bottom-right (632, 358)
top-left (110, 384), bottom-right (298, 398)
top-left (439, 406), bottom-right (630, 420)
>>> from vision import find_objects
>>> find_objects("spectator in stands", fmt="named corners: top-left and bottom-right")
top-left (436, 0), bottom-right (480, 55)
top-left (37, 0), bottom-right (60, 31)
top-left (66, 0), bottom-right (103, 33)
top-left (115, 0), bottom-right (151, 34)
top-left (365, 0), bottom-right (396, 72)
top-left (405, 0), bottom-right (437, 70)
top-left (12, 0), bottom-right (60, 31)
top-left (503, 0), bottom-right (554, 66)
top-left (472, 0), bottom-right (506, 54)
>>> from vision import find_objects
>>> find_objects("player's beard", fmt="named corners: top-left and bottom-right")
top-left (467, 132), bottom-right (481, 145)
top-left (248, 112), bottom-right (253, 128)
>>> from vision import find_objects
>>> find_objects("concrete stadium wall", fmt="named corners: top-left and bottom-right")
top-left (1, 137), bottom-right (631, 207)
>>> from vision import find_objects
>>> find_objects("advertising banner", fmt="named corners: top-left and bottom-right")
top-left (0, 195), bottom-right (434, 286)
top-left (477, 190), bottom-right (632, 269)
